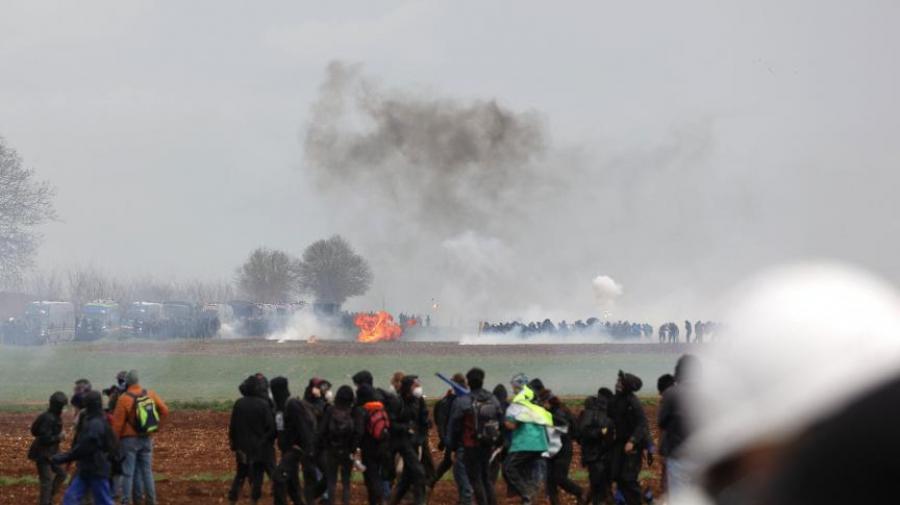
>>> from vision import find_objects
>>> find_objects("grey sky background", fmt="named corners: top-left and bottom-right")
top-left (1, 1), bottom-right (898, 325)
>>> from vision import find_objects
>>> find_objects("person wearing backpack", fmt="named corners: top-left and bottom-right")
top-left (319, 386), bottom-right (362, 505)
top-left (503, 373), bottom-right (552, 505)
top-left (609, 371), bottom-right (649, 505)
top-left (29, 391), bottom-right (68, 505)
top-left (575, 394), bottom-right (614, 505)
top-left (388, 375), bottom-right (428, 505)
top-left (448, 367), bottom-right (503, 505)
top-left (270, 376), bottom-right (311, 505)
top-left (111, 370), bottom-right (168, 505)
top-left (431, 373), bottom-right (473, 505)
top-left (352, 370), bottom-right (400, 502)
top-left (53, 391), bottom-right (116, 505)
top-left (356, 384), bottom-right (391, 505)
top-left (541, 388), bottom-right (584, 505)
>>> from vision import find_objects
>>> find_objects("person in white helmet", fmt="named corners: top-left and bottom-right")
top-left (676, 263), bottom-right (900, 505)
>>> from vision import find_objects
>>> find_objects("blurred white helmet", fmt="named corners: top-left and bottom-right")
top-left (685, 262), bottom-right (900, 472)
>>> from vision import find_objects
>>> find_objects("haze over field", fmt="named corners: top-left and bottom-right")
top-left (2, 1), bottom-right (898, 325)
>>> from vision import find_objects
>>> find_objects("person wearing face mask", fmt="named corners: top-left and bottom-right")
top-left (388, 375), bottom-right (428, 505)
top-left (303, 378), bottom-right (332, 502)
top-left (29, 391), bottom-right (69, 505)
top-left (609, 371), bottom-right (649, 505)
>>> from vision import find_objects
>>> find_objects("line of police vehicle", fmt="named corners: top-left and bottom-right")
top-left (0, 300), bottom-right (306, 345)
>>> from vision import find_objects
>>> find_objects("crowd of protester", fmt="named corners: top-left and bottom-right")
top-left (30, 362), bottom-right (696, 505)
top-left (479, 319), bottom-right (723, 343)
top-left (480, 319), bottom-right (653, 339)
top-left (28, 370), bottom-right (168, 505)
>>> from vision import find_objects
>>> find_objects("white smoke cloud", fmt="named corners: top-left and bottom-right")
top-left (592, 275), bottom-right (623, 311)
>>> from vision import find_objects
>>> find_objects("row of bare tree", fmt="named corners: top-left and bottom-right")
top-left (0, 137), bottom-right (373, 309)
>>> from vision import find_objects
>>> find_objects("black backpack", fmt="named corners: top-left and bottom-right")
top-left (471, 396), bottom-right (502, 447)
top-left (578, 405), bottom-right (614, 449)
top-left (327, 407), bottom-right (355, 449)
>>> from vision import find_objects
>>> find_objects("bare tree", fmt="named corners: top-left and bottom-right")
top-left (297, 235), bottom-right (372, 306)
top-left (0, 138), bottom-right (56, 285)
top-left (235, 248), bottom-right (299, 303)
top-left (67, 265), bottom-right (121, 310)
top-left (22, 269), bottom-right (64, 300)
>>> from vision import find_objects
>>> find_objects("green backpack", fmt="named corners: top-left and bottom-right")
top-left (127, 390), bottom-right (160, 434)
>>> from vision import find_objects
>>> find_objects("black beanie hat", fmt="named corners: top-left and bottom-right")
top-left (335, 385), bottom-right (355, 407)
top-left (356, 384), bottom-right (376, 404)
top-left (352, 370), bottom-right (374, 386)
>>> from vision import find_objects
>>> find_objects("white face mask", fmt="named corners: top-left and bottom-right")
top-left (412, 386), bottom-right (424, 398)
top-left (324, 390), bottom-right (335, 403)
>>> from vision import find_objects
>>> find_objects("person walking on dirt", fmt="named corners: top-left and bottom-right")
top-left (356, 384), bottom-right (391, 505)
top-left (388, 375), bottom-right (428, 505)
top-left (319, 385), bottom-right (361, 505)
top-left (352, 370), bottom-right (400, 502)
top-left (539, 385), bottom-right (584, 505)
top-left (609, 371), bottom-right (649, 505)
top-left (575, 392), bottom-right (615, 505)
top-left (503, 374), bottom-right (552, 505)
top-left (29, 391), bottom-right (69, 505)
top-left (228, 375), bottom-right (276, 505)
top-left (270, 376), bottom-right (312, 505)
top-left (53, 391), bottom-right (116, 505)
top-left (432, 373), bottom-right (473, 505)
top-left (111, 370), bottom-right (168, 505)
top-left (657, 354), bottom-right (699, 497)
top-left (488, 384), bottom-right (511, 494)
top-left (448, 367), bottom-right (504, 505)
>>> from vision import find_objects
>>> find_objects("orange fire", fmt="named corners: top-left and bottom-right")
top-left (355, 311), bottom-right (403, 343)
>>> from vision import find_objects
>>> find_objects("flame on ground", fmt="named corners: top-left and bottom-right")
top-left (355, 311), bottom-right (403, 343)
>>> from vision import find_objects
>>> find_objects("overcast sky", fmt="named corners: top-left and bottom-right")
top-left (2, 1), bottom-right (898, 322)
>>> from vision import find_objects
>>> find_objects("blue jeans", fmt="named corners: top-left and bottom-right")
top-left (453, 447), bottom-right (473, 505)
top-left (121, 436), bottom-right (156, 505)
top-left (63, 475), bottom-right (113, 505)
top-left (665, 457), bottom-right (695, 497)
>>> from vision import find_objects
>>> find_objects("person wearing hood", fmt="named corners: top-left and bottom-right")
top-left (609, 371), bottom-right (649, 505)
top-left (270, 376), bottom-right (311, 505)
top-left (432, 373), bottom-right (473, 505)
top-left (448, 367), bottom-right (504, 505)
top-left (657, 355), bottom-right (698, 498)
top-left (504, 373), bottom-right (552, 505)
top-left (540, 384), bottom-right (584, 505)
top-left (228, 375), bottom-right (276, 505)
top-left (29, 391), bottom-right (69, 505)
top-left (52, 390), bottom-right (116, 505)
top-left (319, 385), bottom-right (362, 505)
top-left (356, 384), bottom-right (390, 505)
top-left (388, 375), bottom-right (428, 505)
top-left (352, 370), bottom-right (400, 502)
top-left (575, 393), bottom-right (615, 505)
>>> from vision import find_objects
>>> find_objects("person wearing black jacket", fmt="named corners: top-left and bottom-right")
top-left (29, 391), bottom-right (68, 505)
top-left (228, 375), bottom-right (277, 505)
top-left (542, 389), bottom-right (584, 505)
top-left (447, 368), bottom-right (504, 505)
top-left (356, 384), bottom-right (390, 505)
top-left (353, 370), bottom-right (400, 501)
top-left (431, 373), bottom-right (473, 505)
top-left (488, 384), bottom-right (510, 493)
top-left (388, 375), bottom-right (428, 505)
top-left (271, 377), bottom-right (310, 505)
top-left (52, 390), bottom-right (115, 505)
top-left (657, 354), bottom-right (698, 496)
top-left (319, 386), bottom-right (362, 505)
top-left (610, 371), bottom-right (649, 505)
top-left (575, 394), bottom-right (614, 505)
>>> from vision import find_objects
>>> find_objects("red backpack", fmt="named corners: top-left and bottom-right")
top-left (365, 404), bottom-right (390, 441)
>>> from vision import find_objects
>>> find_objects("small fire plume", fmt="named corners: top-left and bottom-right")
top-left (354, 311), bottom-right (403, 343)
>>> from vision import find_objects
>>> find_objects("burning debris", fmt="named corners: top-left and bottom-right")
top-left (354, 311), bottom-right (404, 343)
